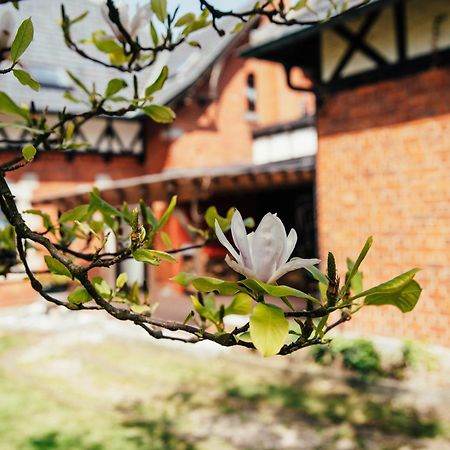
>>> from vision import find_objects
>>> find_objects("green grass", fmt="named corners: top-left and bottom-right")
top-left (0, 331), bottom-right (447, 450)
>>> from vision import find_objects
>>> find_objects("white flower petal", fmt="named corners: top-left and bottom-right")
top-left (278, 228), bottom-right (298, 267)
top-left (231, 210), bottom-right (253, 269)
top-left (225, 255), bottom-right (256, 279)
top-left (252, 213), bottom-right (286, 282)
top-left (267, 257), bottom-right (321, 284)
top-left (130, 4), bottom-right (152, 37)
top-left (215, 220), bottom-right (241, 263)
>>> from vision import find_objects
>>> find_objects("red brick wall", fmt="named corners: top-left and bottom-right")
top-left (317, 67), bottom-right (450, 345)
top-left (145, 52), bottom-right (308, 172)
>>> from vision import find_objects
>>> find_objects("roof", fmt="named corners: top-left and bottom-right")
top-left (0, 0), bottom-right (252, 114)
top-left (35, 156), bottom-right (315, 207)
top-left (241, 0), bottom-right (389, 58)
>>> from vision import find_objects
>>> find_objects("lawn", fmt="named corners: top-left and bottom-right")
top-left (0, 326), bottom-right (448, 450)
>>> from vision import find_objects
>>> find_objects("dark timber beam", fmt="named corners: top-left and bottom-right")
top-left (331, 10), bottom-right (388, 82)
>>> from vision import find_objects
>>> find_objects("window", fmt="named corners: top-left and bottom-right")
top-left (244, 73), bottom-right (258, 122)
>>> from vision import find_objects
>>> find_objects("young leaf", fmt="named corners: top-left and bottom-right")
top-left (175, 13), bottom-right (195, 27)
top-left (0, 91), bottom-right (29, 119)
top-left (160, 231), bottom-right (173, 249)
top-left (68, 287), bottom-right (92, 304)
top-left (44, 255), bottom-right (72, 278)
top-left (10, 17), bottom-right (34, 62)
top-left (250, 303), bottom-right (289, 357)
top-left (116, 272), bottom-right (128, 290)
top-left (342, 236), bottom-right (373, 294)
top-left (150, 21), bottom-right (159, 46)
top-left (364, 279), bottom-right (422, 313)
top-left (225, 293), bottom-right (252, 316)
top-left (89, 188), bottom-right (122, 218)
top-left (151, 0), bottom-right (167, 23)
top-left (105, 78), bottom-right (127, 98)
top-left (133, 249), bottom-right (176, 265)
top-left (13, 69), bottom-right (40, 91)
top-left (241, 279), bottom-right (321, 303)
top-left (142, 105), bottom-right (176, 123)
top-left (67, 71), bottom-right (90, 95)
top-left (192, 276), bottom-right (243, 296)
top-left (171, 272), bottom-right (196, 287)
top-left (93, 277), bottom-right (113, 300)
top-left (22, 144), bottom-right (36, 161)
top-left (351, 268), bottom-right (420, 301)
top-left (145, 66), bottom-right (169, 98)
top-left (59, 205), bottom-right (89, 223)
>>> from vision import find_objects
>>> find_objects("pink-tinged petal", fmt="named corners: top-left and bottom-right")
top-left (225, 255), bottom-right (256, 279)
top-left (252, 213), bottom-right (286, 282)
top-left (215, 220), bottom-right (241, 263)
top-left (267, 257), bottom-right (321, 284)
top-left (278, 228), bottom-right (298, 267)
top-left (231, 210), bottom-right (253, 269)
top-left (246, 231), bottom-right (255, 261)
top-left (130, 4), bottom-right (152, 37)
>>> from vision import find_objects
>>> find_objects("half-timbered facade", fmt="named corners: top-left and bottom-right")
top-left (243, 0), bottom-right (450, 345)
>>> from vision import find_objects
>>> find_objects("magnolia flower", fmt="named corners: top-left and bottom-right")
top-left (215, 210), bottom-right (320, 284)
top-left (102, 1), bottom-right (151, 41)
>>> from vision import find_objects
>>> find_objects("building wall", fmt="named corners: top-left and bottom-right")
top-left (316, 67), bottom-right (450, 345)
top-left (145, 54), bottom-right (310, 172)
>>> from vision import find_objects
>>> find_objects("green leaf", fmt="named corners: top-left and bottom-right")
top-left (65, 121), bottom-right (75, 141)
top-left (10, 17), bottom-right (34, 62)
top-left (133, 249), bottom-right (176, 265)
top-left (292, 0), bottom-right (308, 10)
top-left (149, 195), bottom-right (177, 240)
top-left (105, 78), bottom-right (127, 98)
top-left (142, 105), bottom-right (176, 123)
top-left (130, 304), bottom-right (152, 314)
top-left (342, 236), bottom-right (373, 294)
top-left (192, 276), bottom-right (243, 296)
top-left (13, 69), bottom-right (40, 91)
top-left (242, 279), bottom-right (321, 304)
top-left (70, 10), bottom-right (89, 25)
top-left (191, 294), bottom-right (219, 323)
top-left (116, 272), bottom-right (128, 290)
top-left (205, 206), bottom-right (234, 231)
top-left (68, 287), bottom-right (92, 304)
top-left (63, 91), bottom-right (81, 104)
top-left (160, 231), bottom-right (173, 249)
top-left (0, 91), bottom-right (29, 119)
top-left (89, 188), bottom-right (122, 218)
top-left (351, 268), bottom-right (420, 301)
top-left (22, 144), bottom-right (36, 161)
top-left (145, 66), bottom-right (168, 98)
top-left (93, 277), bottom-right (113, 300)
top-left (305, 265), bottom-right (329, 286)
top-left (171, 272), bottom-right (196, 287)
top-left (151, 0), bottom-right (167, 22)
top-left (364, 280), bottom-right (422, 313)
top-left (59, 205), bottom-right (90, 223)
top-left (250, 303), bottom-right (289, 357)
top-left (346, 258), bottom-right (363, 295)
top-left (225, 293), bottom-right (252, 316)
top-left (67, 71), bottom-right (90, 95)
top-left (44, 255), bottom-right (72, 278)
top-left (175, 13), bottom-right (195, 27)
top-left (150, 22), bottom-right (159, 46)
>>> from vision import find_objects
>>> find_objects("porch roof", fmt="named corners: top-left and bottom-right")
top-left (34, 156), bottom-right (315, 209)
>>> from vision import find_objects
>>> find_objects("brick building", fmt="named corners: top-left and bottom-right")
top-left (242, 0), bottom-right (450, 345)
top-left (0, 1), bottom-right (316, 303)
top-left (1, 0), bottom-right (448, 346)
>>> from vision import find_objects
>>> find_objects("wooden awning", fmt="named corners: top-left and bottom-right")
top-left (35, 156), bottom-right (315, 209)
